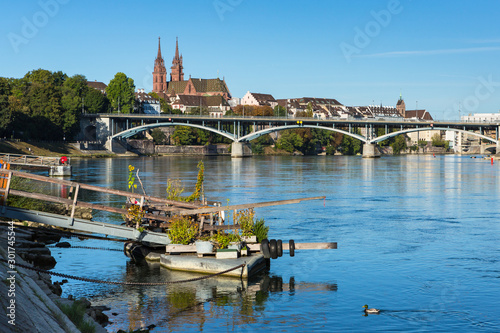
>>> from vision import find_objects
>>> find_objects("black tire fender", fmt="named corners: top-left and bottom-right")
top-left (260, 239), bottom-right (271, 259)
top-left (269, 239), bottom-right (278, 259)
top-left (277, 239), bottom-right (283, 257)
top-left (289, 239), bottom-right (295, 257)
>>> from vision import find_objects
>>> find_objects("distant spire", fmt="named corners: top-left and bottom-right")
top-left (174, 37), bottom-right (180, 60)
top-left (157, 37), bottom-right (162, 59)
top-left (399, 91), bottom-right (402, 101)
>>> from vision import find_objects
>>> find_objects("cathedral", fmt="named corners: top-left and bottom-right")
top-left (152, 37), bottom-right (231, 101)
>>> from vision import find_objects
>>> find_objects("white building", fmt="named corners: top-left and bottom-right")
top-left (241, 91), bottom-right (278, 108)
top-left (135, 89), bottom-right (161, 114)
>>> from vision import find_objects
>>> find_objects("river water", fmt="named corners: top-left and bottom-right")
top-left (50, 155), bottom-right (500, 332)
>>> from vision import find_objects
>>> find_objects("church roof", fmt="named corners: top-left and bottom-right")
top-left (166, 81), bottom-right (188, 94)
top-left (166, 78), bottom-right (231, 97)
top-left (405, 109), bottom-right (433, 120)
top-left (173, 94), bottom-right (229, 107)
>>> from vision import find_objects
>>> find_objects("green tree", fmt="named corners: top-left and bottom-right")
top-left (61, 74), bottom-right (87, 136)
top-left (391, 135), bottom-right (407, 155)
top-left (276, 130), bottom-right (303, 153)
top-left (273, 105), bottom-right (287, 117)
top-left (171, 126), bottom-right (197, 145)
top-left (431, 133), bottom-right (447, 147)
top-left (85, 86), bottom-right (109, 113)
top-left (0, 77), bottom-right (13, 137)
top-left (106, 72), bottom-right (135, 113)
top-left (341, 135), bottom-right (362, 155)
top-left (151, 128), bottom-right (166, 144)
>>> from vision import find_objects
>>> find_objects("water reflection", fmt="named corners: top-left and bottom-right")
top-left (101, 259), bottom-right (338, 332)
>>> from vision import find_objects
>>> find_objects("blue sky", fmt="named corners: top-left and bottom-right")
top-left (2, 0), bottom-right (500, 120)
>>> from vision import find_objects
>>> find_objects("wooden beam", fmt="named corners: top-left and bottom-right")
top-left (173, 196), bottom-right (326, 216)
top-left (246, 242), bottom-right (337, 251)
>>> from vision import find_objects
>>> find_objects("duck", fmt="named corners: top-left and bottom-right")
top-left (363, 305), bottom-right (380, 314)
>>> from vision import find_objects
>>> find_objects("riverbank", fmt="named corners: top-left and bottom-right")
top-left (0, 222), bottom-right (108, 333)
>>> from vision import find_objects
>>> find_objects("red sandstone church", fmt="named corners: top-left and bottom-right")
top-left (152, 38), bottom-right (232, 103)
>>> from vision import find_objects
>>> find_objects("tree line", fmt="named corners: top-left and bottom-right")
top-left (0, 69), bottom-right (136, 140)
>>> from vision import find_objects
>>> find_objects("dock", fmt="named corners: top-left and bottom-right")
top-left (0, 165), bottom-right (336, 278)
top-left (0, 153), bottom-right (71, 176)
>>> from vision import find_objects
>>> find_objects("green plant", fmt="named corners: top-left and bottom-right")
top-left (253, 218), bottom-right (269, 242)
top-left (58, 301), bottom-right (95, 333)
top-left (211, 232), bottom-right (240, 249)
top-left (165, 161), bottom-right (205, 202)
top-left (126, 204), bottom-right (145, 228)
top-left (236, 209), bottom-right (255, 236)
top-left (167, 218), bottom-right (198, 245)
top-left (127, 165), bottom-right (137, 192)
top-left (166, 179), bottom-right (185, 201)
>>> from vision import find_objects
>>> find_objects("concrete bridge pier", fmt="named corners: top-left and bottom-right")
top-left (496, 141), bottom-right (500, 155)
top-left (231, 142), bottom-right (252, 158)
top-left (106, 138), bottom-right (128, 154)
top-left (362, 143), bottom-right (381, 158)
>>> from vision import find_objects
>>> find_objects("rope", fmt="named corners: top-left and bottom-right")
top-left (0, 258), bottom-right (246, 285)
top-left (47, 245), bottom-right (123, 252)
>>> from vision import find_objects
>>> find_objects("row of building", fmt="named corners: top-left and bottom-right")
top-left (86, 37), bottom-right (500, 154)
top-left (87, 38), bottom-right (434, 121)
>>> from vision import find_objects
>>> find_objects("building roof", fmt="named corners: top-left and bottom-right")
top-left (405, 109), bottom-right (433, 120)
top-left (173, 94), bottom-right (229, 107)
top-left (165, 78), bottom-right (231, 97)
top-left (135, 91), bottom-right (159, 103)
top-left (249, 92), bottom-right (276, 105)
top-left (87, 81), bottom-right (107, 91)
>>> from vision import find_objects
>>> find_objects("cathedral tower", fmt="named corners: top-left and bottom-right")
top-left (153, 37), bottom-right (167, 93)
top-left (170, 37), bottom-right (184, 82)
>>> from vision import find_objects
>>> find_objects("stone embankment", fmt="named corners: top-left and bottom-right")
top-left (0, 222), bottom-right (108, 333)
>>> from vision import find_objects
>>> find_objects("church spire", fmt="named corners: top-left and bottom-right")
top-left (157, 37), bottom-right (162, 59)
top-left (174, 37), bottom-right (180, 60)
top-left (170, 37), bottom-right (184, 81)
top-left (153, 37), bottom-right (167, 94)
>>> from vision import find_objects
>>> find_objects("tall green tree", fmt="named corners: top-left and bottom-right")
top-left (85, 87), bottom-right (109, 113)
top-left (0, 77), bottom-right (12, 137)
top-left (106, 72), bottom-right (135, 113)
top-left (61, 74), bottom-right (87, 136)
top-left (391, 135), bottom-right (408, 154)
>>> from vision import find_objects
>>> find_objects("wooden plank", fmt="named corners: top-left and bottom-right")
top-left (0, 169), bottom-right (201, 209)
top-left (202, 224), bottom-right (241, 231)
top-left (165, 244), bottom-right (196, 253)
top-left (246, 242), bottom-right (337, 251)
top-left (173, 196), bottom-right (326, 216)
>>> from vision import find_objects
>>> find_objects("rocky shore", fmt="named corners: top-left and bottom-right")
top-left (0, 222), bottom-right (108, 333)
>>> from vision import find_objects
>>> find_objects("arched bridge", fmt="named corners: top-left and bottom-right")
top-left (81, 114), bottom-right (500, 157)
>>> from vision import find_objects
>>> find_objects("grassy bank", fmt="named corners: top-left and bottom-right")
top-left (0, 140), bottom-right (82, 156)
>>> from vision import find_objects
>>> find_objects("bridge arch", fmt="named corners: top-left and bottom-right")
top-left (238, 124), bottom-right (368, 143)
top-left (371, 127), bottom-right (498, 144)
top-left (110, 122), bottom-right (236, 142)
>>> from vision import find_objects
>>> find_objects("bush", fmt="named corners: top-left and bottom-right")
top-left (167, 218), bottom-right (198, 244)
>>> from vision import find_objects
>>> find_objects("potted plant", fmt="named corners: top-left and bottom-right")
top-left (195, 236), bottom-right (214, 254)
